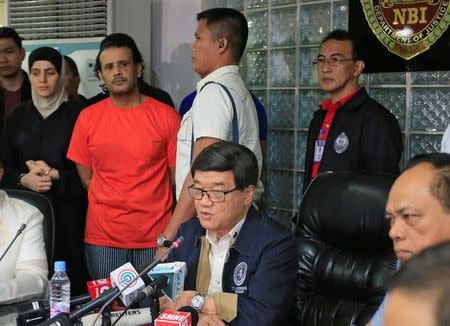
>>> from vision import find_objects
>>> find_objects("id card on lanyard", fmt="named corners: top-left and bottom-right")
top-left (314, 140), bottom-right (325, 163)
top-left (314, 129), bottom-right (326, 163)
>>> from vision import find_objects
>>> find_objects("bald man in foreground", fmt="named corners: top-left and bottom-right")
top-left (369, 153), bottom-right (450, 326)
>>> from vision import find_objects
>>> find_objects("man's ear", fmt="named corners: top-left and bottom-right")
top-left (98, 70), bottom-right (105, 84)
top-left (19, 47), bottom-right (26, 62)
top-left (217, 37), bottom-right (228, 53)
top-left (0, 167), bottom-right (3, 182)
top-left (243, 185), bottom-right (256, 206)
top-left (137, 63), bottom-right (144, 78)
top-left (354, 60), bottom-right (365, 77)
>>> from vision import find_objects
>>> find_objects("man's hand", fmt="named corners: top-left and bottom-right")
top-left (160, 290), bottom-right (198, 312)
top-left (198, 313), bottom-right (225, 326)
top-left (20, 170), bottom-right (52, 192)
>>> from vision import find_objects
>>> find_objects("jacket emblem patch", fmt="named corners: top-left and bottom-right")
top-left (334, 132), bottom-right (349, 154)
top-left (233, 262), bottom-right (247, 286)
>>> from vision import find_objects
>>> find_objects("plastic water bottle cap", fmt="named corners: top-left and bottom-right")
top-left (54, 261), bottom-right (66, 272)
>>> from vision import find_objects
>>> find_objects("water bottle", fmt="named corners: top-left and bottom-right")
top-left (49, 261), bottom-right (71, 318)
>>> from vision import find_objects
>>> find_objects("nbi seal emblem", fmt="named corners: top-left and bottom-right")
top-left (360, 0), bottom-right (450, 60)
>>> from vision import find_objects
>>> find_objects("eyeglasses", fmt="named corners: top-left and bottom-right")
top-left (312, 56), bottom-right (356, 67)
top-left (188, 185), bottom-right (239, 202)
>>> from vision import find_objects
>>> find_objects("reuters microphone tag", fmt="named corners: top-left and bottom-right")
top-left (148, 261), bottom-right (186, 301)
top-left (110, 262), bottom-right (145, 306)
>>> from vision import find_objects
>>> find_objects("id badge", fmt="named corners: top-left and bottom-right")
top-left (314, 140), bottom-right (325, 163)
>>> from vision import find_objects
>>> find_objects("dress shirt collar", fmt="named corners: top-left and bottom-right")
top-left (196, 65), bottom-right (240, 93)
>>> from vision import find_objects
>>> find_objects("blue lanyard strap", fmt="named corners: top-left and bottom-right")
top-left (190, 82), bottom-right (239, 163)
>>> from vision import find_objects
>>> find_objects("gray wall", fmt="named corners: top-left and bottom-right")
top-left (109, 0), bottom-right (152, 83)
top-left (109, 0), bottom-right (201, 109)
top-left (150, 0), bottom-right (202, 109)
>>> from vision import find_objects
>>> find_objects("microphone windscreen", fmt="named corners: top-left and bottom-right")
top-left (178, 306), bottom-right (199, 326)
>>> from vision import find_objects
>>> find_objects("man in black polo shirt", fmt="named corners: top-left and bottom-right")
top-left (303, 30), bottom-right (402, 190)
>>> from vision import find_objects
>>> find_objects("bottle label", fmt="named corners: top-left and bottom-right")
top-left (50, 302), bottom-right (70, 318)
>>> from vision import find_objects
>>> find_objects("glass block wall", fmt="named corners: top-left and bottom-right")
top-left (207, 0), bottom-right (450, 226)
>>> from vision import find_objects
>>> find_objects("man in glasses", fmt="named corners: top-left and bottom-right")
top-left (161, 141), bottom-right (296, 326)
top-left (303, 29), bottom-right (403, 191)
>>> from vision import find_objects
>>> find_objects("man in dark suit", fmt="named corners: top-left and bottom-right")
top-left (303, 29), bottom-right (402, 191)
top-left (162, 141), bottom-right (296, 326)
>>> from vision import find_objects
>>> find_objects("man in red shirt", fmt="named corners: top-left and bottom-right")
top-left (303, 30), bottom-right (402, 191)
top-left (67, 33), bottom-right (180, 280)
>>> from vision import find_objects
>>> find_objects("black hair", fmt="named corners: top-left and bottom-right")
top-left (63, 55), bottom-right (79, 77)
top-left (191, 141), bottom-right (258, 190)
top-left (406, 152), bottom-right (450, 170)
top-left (321, 29), bottom-right (362, 61)
top-left (405, 153), bottom-right (450, 213)
top-left (0, 27), bottom-right (22, 48)
top-left (197, 8), bottom-right (248, 62)
top-left (388, 241), bottom-right (450, 326)
top-left (96, 33), bottom-right (143, 72)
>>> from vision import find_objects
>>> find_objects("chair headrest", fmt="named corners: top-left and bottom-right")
top-left (296, 171), bottom-right (397, 251)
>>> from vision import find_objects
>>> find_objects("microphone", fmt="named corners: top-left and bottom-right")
top-left (17, 294), bottom-right (91, 326)
top-left (132, 275), bottom-right (169, 303)
top-left (68, 237), bottom-right (185, 323)
top-left (69, 284), bottom-right (121, 321)
top-left (0, 223), bottom-right (26, 262)
top-left (87, 277), bottom-right (113, 300)
top-left (39, 267), bottom-right (140, 325)
top-left (147, 262), bottom-right (187, 300)
top-left (69, 264), bottom-right (146, 321)
top-left (154, 306), bottom-right (199, 326)
top-left (106, 276), bottom-right (169, 326)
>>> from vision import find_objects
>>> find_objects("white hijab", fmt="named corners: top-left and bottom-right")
top-left (31, 56), bottom-right (69, 119)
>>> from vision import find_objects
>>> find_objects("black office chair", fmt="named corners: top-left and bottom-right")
top-left (5, 189), bottom-right (55, 270)
top-left (295, 171), bottom-right (398, 326)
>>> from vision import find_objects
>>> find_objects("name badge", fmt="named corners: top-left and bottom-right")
top-left (314, 140), bottom-right (325, 163)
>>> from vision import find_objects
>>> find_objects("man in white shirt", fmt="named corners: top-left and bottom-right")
top-left (159, 8), bottom-right (263, 251)
top-left (0, 159), bottom-right (48, 304)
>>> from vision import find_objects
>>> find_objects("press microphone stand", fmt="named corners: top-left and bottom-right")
top-left (0, 223), bottom-right (26, 262)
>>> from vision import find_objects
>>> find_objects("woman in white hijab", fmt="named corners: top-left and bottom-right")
top-left (1, 46), bottom-right (88, 295)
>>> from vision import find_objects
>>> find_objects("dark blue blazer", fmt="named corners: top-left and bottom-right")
top-left (169, 206), bottom-right (296, 325)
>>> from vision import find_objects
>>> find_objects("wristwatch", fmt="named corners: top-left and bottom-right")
top-left (190, 294), bottom-right (206, 311)
top-left (157, 234), bottom-right (172, 247)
